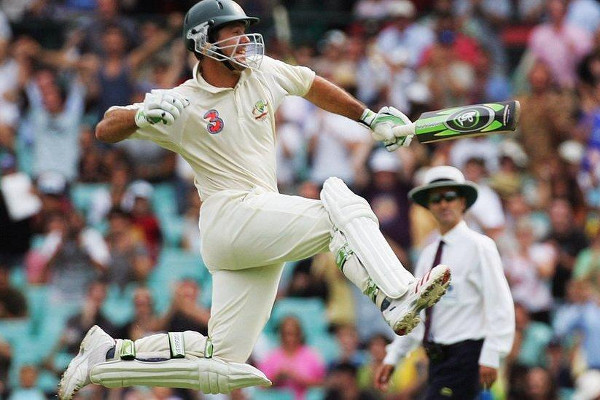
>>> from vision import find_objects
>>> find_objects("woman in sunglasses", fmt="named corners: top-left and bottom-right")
top-left (376, 165), bottom-right (515, 400)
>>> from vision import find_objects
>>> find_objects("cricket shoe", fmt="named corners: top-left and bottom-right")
top-left (383, 264), bottom-right (451, 336)
top-left (58, 325), bottom-right (115, 400)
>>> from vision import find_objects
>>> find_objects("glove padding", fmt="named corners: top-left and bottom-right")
top-left (135, 89), bottom-right (190, 128)
top-left (360, 106), bottom-right (415, 151)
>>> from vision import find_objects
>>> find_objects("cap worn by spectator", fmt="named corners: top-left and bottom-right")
top-left (122, 180), bottom-right (154, 211)
top-left (369, 148), bottom-right (402, 173)
top-left (387, 0), bottom-right (416, 19)
top-left (573, 369), bottom-right (600, 400)
top-left (36, 171), bottom-right (67, 196)
top-left (558, 140), bottom-right (585, 165)
top-left (499, 140), bottom-right (528, 169)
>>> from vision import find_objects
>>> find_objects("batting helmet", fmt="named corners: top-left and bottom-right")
top-left (183, 0), bottom-right (263, 69)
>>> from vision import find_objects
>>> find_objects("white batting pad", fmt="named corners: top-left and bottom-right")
top-left (321, 177), bottom-right (413, 298)
top-left (90, 357), bottom-right (271, 394)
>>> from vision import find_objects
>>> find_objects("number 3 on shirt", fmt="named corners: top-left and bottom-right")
top-left (204, 109), bottom-right (224, 134)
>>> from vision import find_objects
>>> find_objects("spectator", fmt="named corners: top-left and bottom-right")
top-left (88, 161), bottom-right (131, 226)
top-left (544, 198), bottom-right (589, 301)
top-left (305, 106), bottom-right (371, 188)
top-left (545, 340), bottom-right (574, 394)
top-left (7, 365), bottom-right (45, 400)
top-left (554, 279), bottom-right (600, 375)
top-left (357, 333), bottom-right (427, 399)
top-left (22, 68), bottom-right (86, 182)
top-left (35, 210), bottom-right (110, 304)
top-left (516, 60), bottom-right (576, 169)
top-left (566, 0), bottom-right (600, 35)
top-left (418, 11), bottom-right (480, 109)
top-left (375, 0), bottom-right (435, 69)
top-left (0, 336), bottom-right (11, 398)
top-left (330, 324), bottom-right (366, 370)
top-left (77, 124), bottom-right (108, 183)
top-left (259, 316), bottom-right (326, 400)
top-left (79, 0), bottom-right (139, 56)
top-left (453, 0), bottom-right (511, 74)
top-left (157, 278), bottom-right (210, 335)
top-left (325, 362), bottom-right (378, 400)
top-left (0, 20), bottom-right (20, 150)
top-left (181, 186), bottom-right (202, 254)
top-left (361, 148), bottom-right (413, 265)
top-left (115, 287), bottom-right (161, 342)
top-left (506, 303), bottom-right (553, 371)
top-left (0, 153), bottom-right (36, 266)
top-left (87, 20), bottom-right (176, 123)
top-left (0, 262), bottom-right (27, 319)
top-left (522, 367), bottom-right (559, 400)
top-left (528, 0), bottom-right (593, 89)
top-left (573, 229), bottom-right (600, 295)
top-left (285, 259), bottom-right (329, 302)
top-left (123, 180), bottom-right (163, 261)
top-left (463, 157), bottom-right (506, 240)
top-left (503, 217), bottom-right (556, 324)
top-left (105, 207), bottom-right (153, 289)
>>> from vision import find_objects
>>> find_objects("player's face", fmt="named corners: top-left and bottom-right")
top-left (427, 187), bottom-right (465, 231)
top-left (216, 22), bottom-right (250, 67)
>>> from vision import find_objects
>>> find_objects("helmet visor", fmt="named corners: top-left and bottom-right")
top-left (187, 23), bottom-right (264, 70)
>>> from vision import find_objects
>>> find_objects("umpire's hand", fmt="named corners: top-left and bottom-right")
top-left (480, 365), bottom-right (498, 389)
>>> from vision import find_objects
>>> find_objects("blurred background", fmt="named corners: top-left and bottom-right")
top-left (1, 0), bottom-right (600, 399)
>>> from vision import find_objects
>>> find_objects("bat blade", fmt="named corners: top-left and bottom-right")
top-left (414, 100), bottom-right (520, 143)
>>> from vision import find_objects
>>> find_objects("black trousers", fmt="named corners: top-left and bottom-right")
top-left (424, 339), bottom-right (484, 400)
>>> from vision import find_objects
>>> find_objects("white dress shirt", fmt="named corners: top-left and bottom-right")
top-left (384, 221), bottom-right (515, 368)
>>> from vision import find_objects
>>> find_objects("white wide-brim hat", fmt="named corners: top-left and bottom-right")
top-left (408, 166), bottom-right (478, 209)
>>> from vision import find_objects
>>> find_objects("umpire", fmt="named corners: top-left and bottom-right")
top-left (375, 166), bottom-right (515, 399)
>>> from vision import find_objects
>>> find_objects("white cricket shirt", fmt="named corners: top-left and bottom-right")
top-left (109, 56), bottom-right (316, 201)
top-left (383, 221), bottom-right (515, 368)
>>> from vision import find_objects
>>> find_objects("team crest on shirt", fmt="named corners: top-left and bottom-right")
top-left (252, 100), bottom-right (269, 120)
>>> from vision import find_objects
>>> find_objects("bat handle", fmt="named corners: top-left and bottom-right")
top-left (392, 122), bottom-right (416, 137)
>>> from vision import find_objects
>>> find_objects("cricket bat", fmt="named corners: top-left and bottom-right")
top-left (406, 100), bottom-right (520, 143)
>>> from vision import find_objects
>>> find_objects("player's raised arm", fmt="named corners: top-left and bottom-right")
top-left (304, 75), bottom-right (414, 151)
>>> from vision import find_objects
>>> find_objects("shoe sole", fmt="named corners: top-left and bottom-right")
top-left (393, 268), bottom-right (451, 336)
top-left (58, 326), bottom-right (100, 400)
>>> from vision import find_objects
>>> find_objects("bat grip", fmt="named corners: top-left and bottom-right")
top-left (392, 122), bottom-right (416, 137)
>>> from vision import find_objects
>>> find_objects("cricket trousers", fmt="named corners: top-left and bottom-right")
top-left (199, 188), bottom-right (332, 363)
top-left (424, 339), bottom-right (484, 400)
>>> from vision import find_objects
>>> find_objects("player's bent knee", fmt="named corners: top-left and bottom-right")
top-left (320, 177), bottom-right (378, 228)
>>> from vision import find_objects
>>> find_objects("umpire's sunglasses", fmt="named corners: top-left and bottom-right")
top-left (428, 190), bottom-right (460, 205)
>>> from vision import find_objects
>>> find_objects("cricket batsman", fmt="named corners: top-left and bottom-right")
top-left (58, 0), bottom-right (451, 398)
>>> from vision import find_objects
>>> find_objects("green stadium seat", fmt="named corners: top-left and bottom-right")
top-left (148, 247), bottom-right (210, 312)
top-left (251, 388), bottom-right (295, 400)
top-left (306, 387), bottom-right (325, 400)
top-left (70, 183), bottom-right (107, 214)
top-left (267, 298), bottom-right (328, 342)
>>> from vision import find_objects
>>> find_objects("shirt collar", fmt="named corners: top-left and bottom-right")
top-left (439, 220), bottom-right (468, 245)
top-left (192, 62), bottom-right (250, 93)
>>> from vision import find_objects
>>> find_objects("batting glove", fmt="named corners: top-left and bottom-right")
top-left (135, 89), bottom-right (190, 128)
top-left (359, 106), bottom-right (415, 151)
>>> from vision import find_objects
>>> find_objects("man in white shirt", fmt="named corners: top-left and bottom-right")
top-left (375, 166), bottom-right (515, 399)
top-left (58, 1), bottom-right (451, 399)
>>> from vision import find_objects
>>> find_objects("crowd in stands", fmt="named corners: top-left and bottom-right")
top-left (1, 0), bottom-right (600, 399)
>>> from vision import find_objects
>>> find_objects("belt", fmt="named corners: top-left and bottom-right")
top-left (423, 339), bottom-right (484, 363)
